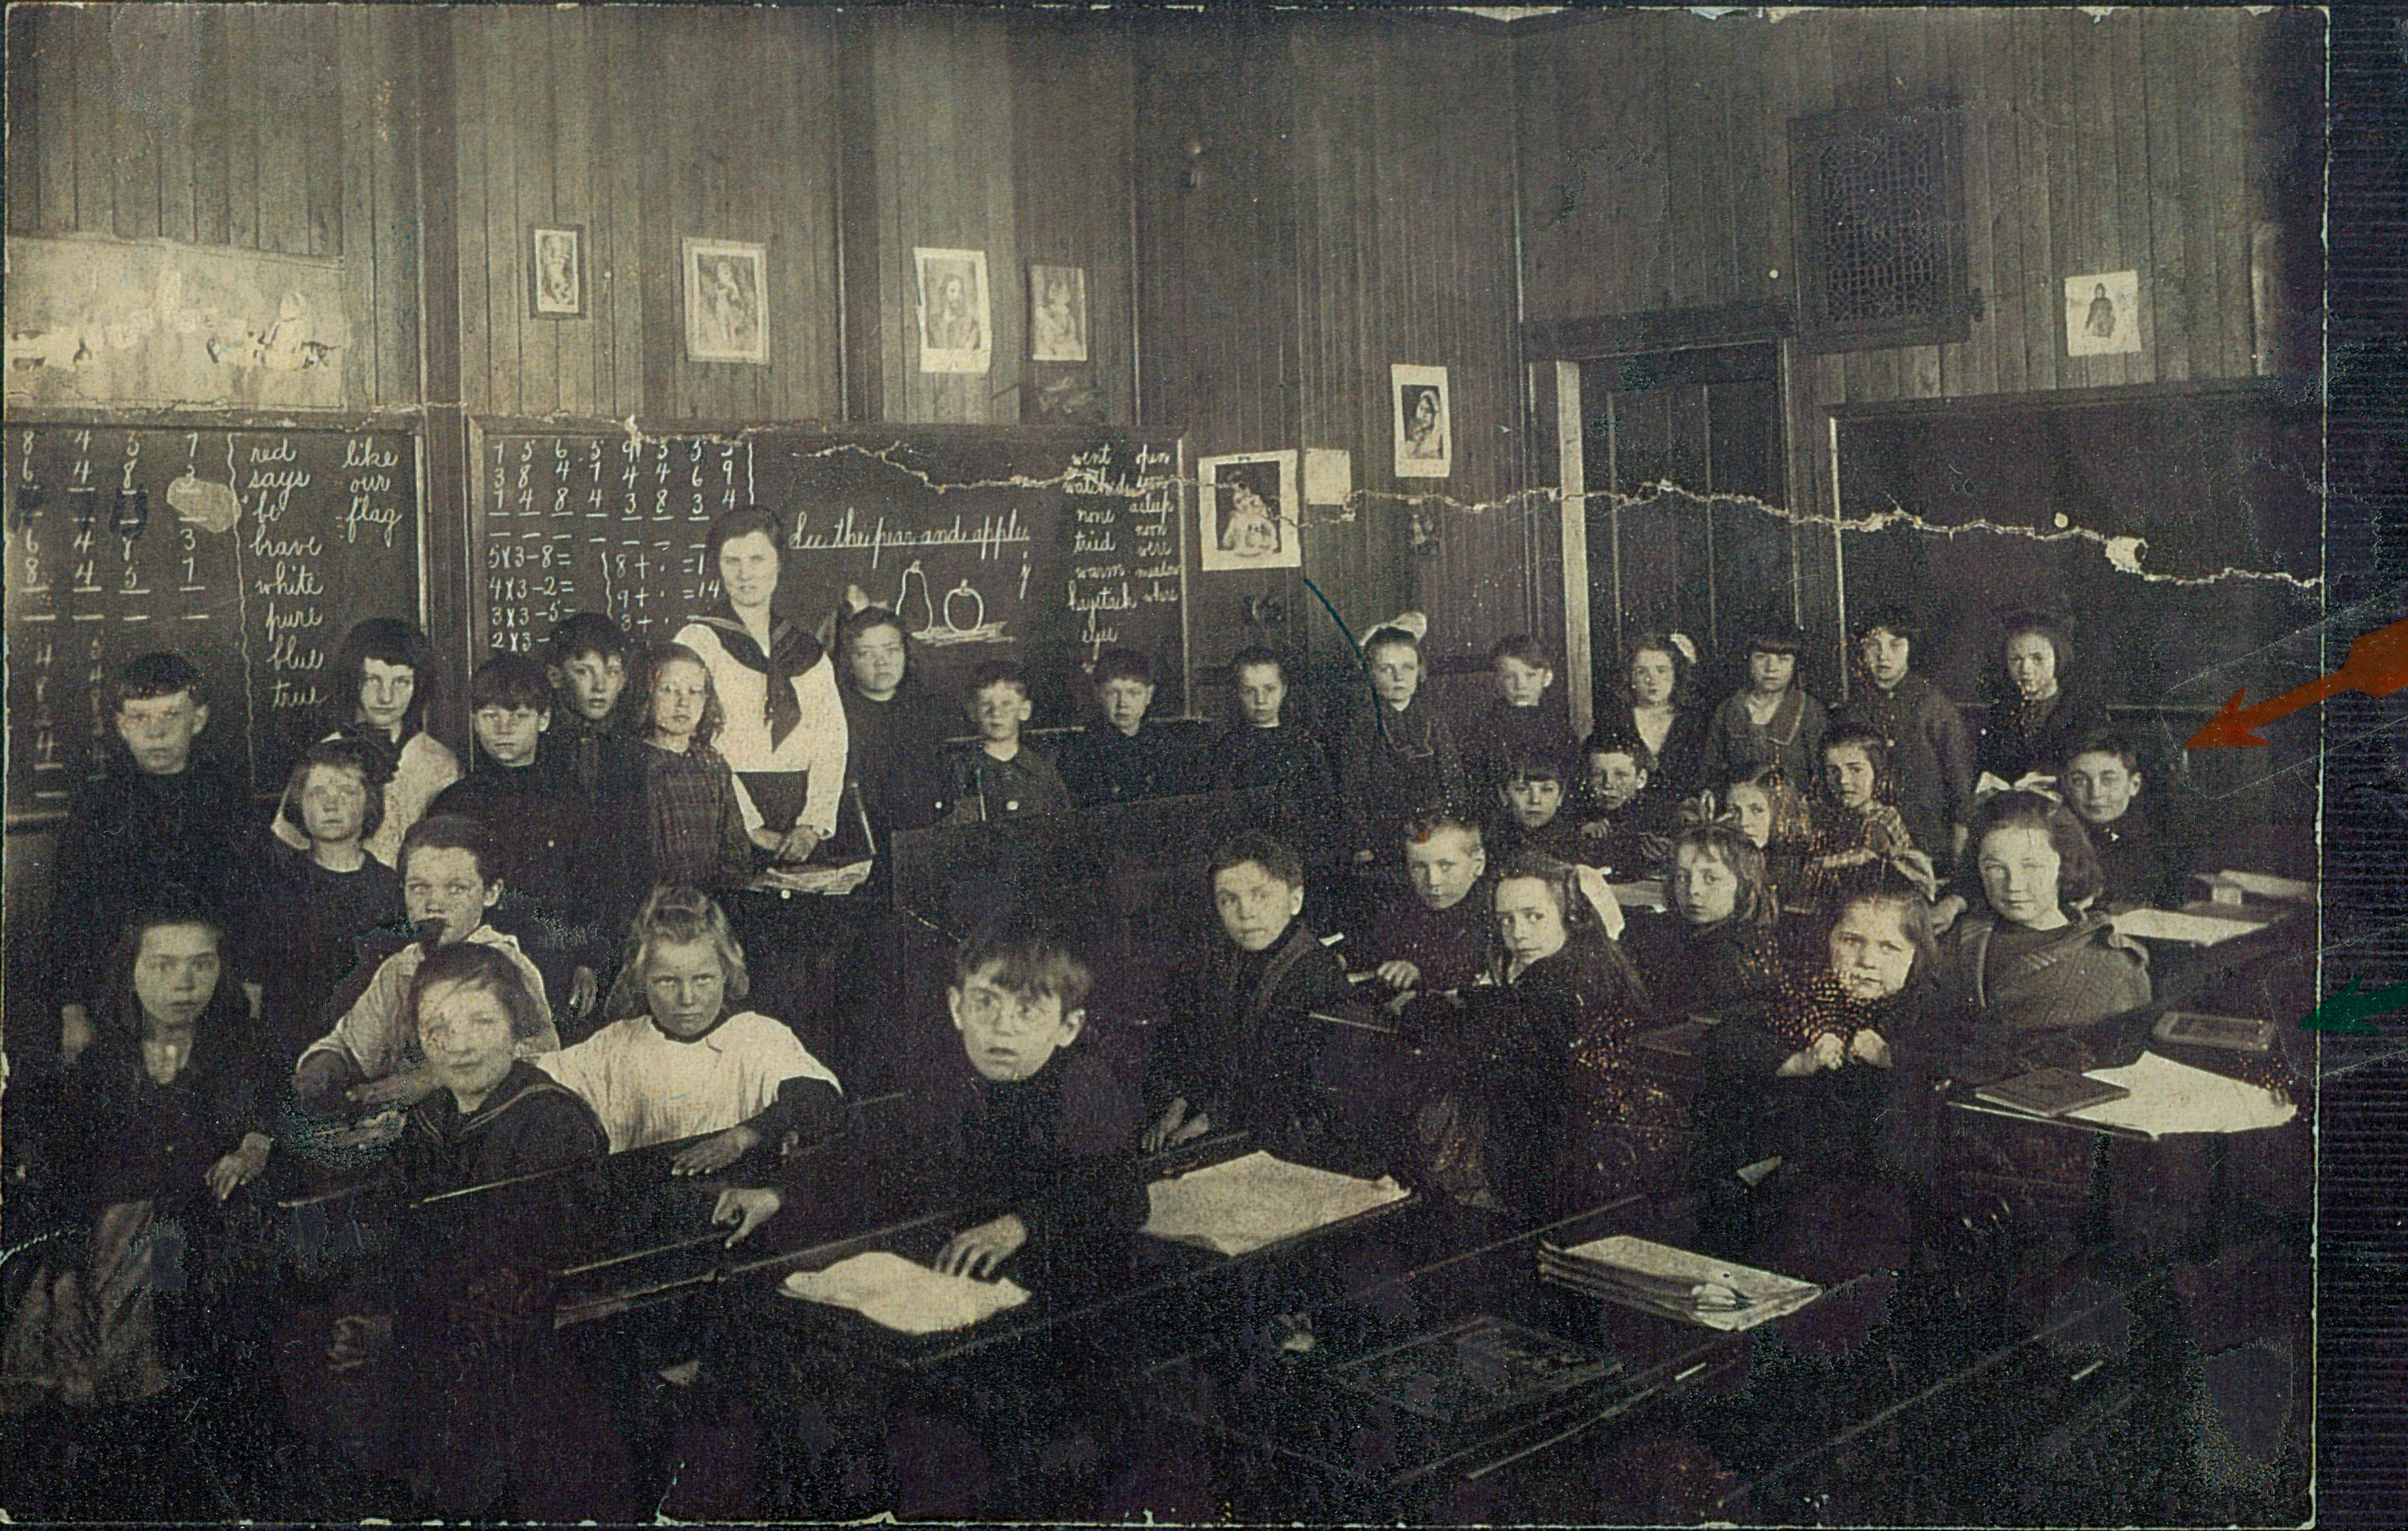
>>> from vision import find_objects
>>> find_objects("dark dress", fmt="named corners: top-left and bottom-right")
top-left (837, 675), bottom-right (953, 837)
top-left (1832, 673), bottom-right (1974, 865)
top-left (1613, 702), bottom-right (1710, 798)
top-left (1205, 721), bottom-right (1338, 801)
top-left (1482, 938), bottom-right (1664, 1213)
top-left (1338, 695), bottom-right (1466, 863)
top-left (1618, 910), bottom-right (1780, 1017)
top-left (1151, 921), bottom-right (1352, 1150)
top-left (48, 751), bottom-right (252, 1019)
top-left (1973, 689), bottom-right (2109, 786)
top-left (247, 848), bottom-right (403, 1071)
top-left (1461, 697), bottom-right (1579, 798)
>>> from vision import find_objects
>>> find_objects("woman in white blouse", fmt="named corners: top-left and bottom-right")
top-left (674, 505), bottom-right (848, 865)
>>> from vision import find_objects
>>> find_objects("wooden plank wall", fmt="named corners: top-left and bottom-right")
top-left (449, 6), bottom-right (843, 424)
top-left (5, 3), bottom-right (422, 409)
top-left (1517, 7), bottom-right (2309, 674)
top-left (1136, 14), bottom-right (1528, 705)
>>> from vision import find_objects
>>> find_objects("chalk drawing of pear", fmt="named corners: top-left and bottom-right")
top-left (892, 560), bottom-right (935, 636)
top-left (168, 474), bottom-right (241, 534)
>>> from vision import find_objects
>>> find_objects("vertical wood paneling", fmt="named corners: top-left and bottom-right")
top-left (7, 8), bottom-right (43, 235)
top-left (552, 8), bottom-right (595, 415)
top-left (191, 6), bottom-right (230, 247)
top-left (452, 10), bottom-right (490, 415)
top-left (2145, 7), bottom-right (2191, 386)
top-left (338, 6), bottom-right (377, 410)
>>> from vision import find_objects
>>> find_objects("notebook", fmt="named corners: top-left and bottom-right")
top-left (1972, 1066), bottom-right (2133, 1119)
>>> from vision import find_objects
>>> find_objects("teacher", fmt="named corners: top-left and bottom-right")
top-left (675, 504), bottom-right (848, 863)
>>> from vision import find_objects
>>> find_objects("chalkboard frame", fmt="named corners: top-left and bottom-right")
top-left (465, 413), bottom-right (1195, 723)
top-left (4, 406), bottom-right (430, 829)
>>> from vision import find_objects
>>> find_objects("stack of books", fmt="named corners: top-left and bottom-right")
top-left (1538, 1234), bottom-right (1821, 1331)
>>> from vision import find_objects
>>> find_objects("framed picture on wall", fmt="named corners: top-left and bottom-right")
top-left (530, 225), bottom-right (585, 318)
top-left (916, 247), bottom-right (993, 374)
top-left (1029, 264), bottom-right (1088, 362)
top-left (683, 238), bottom-right (768, 363)
top-left (1198, 450), bottom-right (1301, 572)
top-left (2064, 269), bottom-right (2142, 357)
top-left (1392, 363), bottom-right (1451, 478)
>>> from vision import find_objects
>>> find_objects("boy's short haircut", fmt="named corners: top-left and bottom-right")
top-left (1402, 805), bottom-right (1484, 852)
top-left (113, 651), bottom-right (207, 711)
top-left (1362, 626), bottom-right (1423, 662)
top-left (469, 652), bottom-right (553, 711)
top-left (408, 940), bottom-right (548, 1042)
top-left (547, 611), bottom-right (630, 667)
top-left (1852, 603), bottom-right (1920, 645)
top-left (280, 736), bottom-right (389, 841)
top-left (1091, 646), bottom-right (1153, 688)
top-left (952, 913), bottom-right (1094, 1014)
top-left (1581, 724), bottom-right (1655, 775)
top-left (1742, 617), bottom-right (1806, 657)
top-left (834, 604), bottom-right (910, 656)
top-left (399, 811), bottom-right (501, 888)
top-left (2061, 730), bottom-right (2142, 775)
top-left (967, 659), bottom-right (1031, 699)
top-left (1209, 830), bottom-right (1305, 892)
top-left (1499, 742), bottom-right (1569, 786)
top-left (1226, 645), bottom-right (1285, 683)
top-left (1488, 634), bottom-right (1550, 671)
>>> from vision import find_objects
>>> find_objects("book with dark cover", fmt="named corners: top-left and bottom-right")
top-left (1972, 1066), bottom-right (2133, 1119)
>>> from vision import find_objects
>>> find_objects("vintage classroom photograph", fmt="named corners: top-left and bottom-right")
top-left (3, 2), bottom-right (2401, 1525)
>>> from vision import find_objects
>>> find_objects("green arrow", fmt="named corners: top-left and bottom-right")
top-left (2300, 978), bottom-right (2408, 1035)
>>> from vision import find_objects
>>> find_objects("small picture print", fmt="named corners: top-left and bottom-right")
top-left (531, 225), bottom-right (584, 318)
top-left (1199, 451), bottom-right (1301, 572)
top-left (684, 238), bottom-right (768, 363)
top-left (1392, 364), bottom-right (1451, 478)
top-left (2065, 269), bottom-right (2142, 357)
top-left (917, 247), bottom-right (994, 374)
top-left (1030, 264), bottom-right (1088, 363)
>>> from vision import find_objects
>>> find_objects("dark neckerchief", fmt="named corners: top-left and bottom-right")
top-left (649, 1008), bottom-right (739, 1046)
top-left (692, 612), bottom-right (826, 751)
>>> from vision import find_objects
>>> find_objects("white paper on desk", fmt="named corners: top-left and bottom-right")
top-left (1546, 1234), bottom-right (1822, 1331)
top-left (777, 1251), bottom-right (1029, 1334)
top-left (756, 858), bottom-right (874, 895)
top-left (2109, 907), bottom-right (2260, 946)
top-left (1143, 1151), bottom-right (1408, 1256)
top-left (2063, 1051), bottom-right (2296, 1139)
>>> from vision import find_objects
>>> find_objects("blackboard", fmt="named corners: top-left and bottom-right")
top-left (474, 422), bottom-right (1188, 722)
top-left (4, 417), bottom-right (422, 824)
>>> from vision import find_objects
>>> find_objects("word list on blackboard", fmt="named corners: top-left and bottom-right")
top-left (478, 431), bottom-right (754, 649)
top-left (1064, 440), bottom-right (1181, 650)
top-left (5, 420), bottom-right (419, 820)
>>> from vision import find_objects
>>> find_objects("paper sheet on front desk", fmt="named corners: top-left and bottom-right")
top-left (1143, 1151), bottom-right (1409, 1256)
top-left (778, 1251), bottom-right (1029, 1334)
top-left (2063, 1050), bottom-right (2297, 1139)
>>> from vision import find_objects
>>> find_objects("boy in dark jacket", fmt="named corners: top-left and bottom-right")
top-left (1144, 832), bottom-right (1350, 1156)
top-left (1059, 646), bottom-right (1186, 809)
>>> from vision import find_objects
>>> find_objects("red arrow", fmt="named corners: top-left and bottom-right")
top-left (2187, 616), bottom-right (2408, 748)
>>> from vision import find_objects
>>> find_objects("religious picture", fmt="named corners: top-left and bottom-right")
top-left (1391, 363), bottom-right (1451, 478)
top-left (1029, 264), bottom-right (1088, 362)
top-left (683, 238), bottom-right (768, 363)
top-left (916, 247), bottom-right (993, 374)
top-left (2064, 269), bottom-right (2142, 357)
top-left (531, 224), bottom-right (584, 318)
top-left (1198, 450), bottom-right (1301, 572)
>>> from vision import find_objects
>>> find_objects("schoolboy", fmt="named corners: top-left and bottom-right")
top-left (1205, 646), bottom-right (1338, 801)
top-left (1576, 725), bottom-right (1681, 877)
top-left (245, 737), bottom-right (404, 1071)
top-left (1338, 619), bottom-right (1466, 865)
top-left (2060, 732), bottom-right (2180, 909)
top-left (1462, 635), bottom-right (1579, 799)
top-left (1830, 604), bottom-right (1973, 866)
top-left (293, 813), bottom-right (559, 1114)
top-left (942, 659), bottom-right (1072, 822)
top-left (546, 612), bottom-right (648, 797)
top-left (715, 916), bottom-right (1145, 1284)
top-left (50, 652), bottom-right (252, 1064)
top-left (431, 652), bottom-right (631, 1024)
top-left (1361, 808), bottom-right (1492, 997)
top-left (1491, 743), bottom-right (1588, 864)
top-left (1144, 832), bottom-right (1350, 1156)
top-left (1059, 645), bottom-right (1187, 808)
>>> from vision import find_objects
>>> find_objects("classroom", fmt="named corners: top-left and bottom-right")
top-left (0, 3), bottom-right (2359, 1523)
